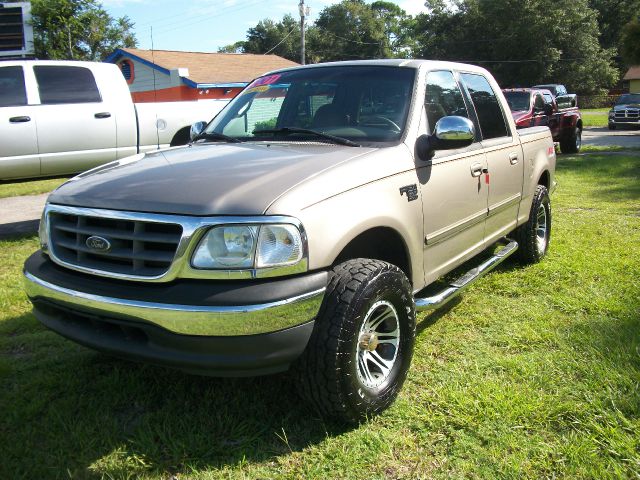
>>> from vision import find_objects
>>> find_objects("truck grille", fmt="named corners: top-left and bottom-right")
top-left (614, 108), bottom-right (639, 120)
top-left (49, 212), bottom-right (183, 277)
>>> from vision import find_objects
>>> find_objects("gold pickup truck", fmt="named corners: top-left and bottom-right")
top-left (24, 60), bottom-right (556, 423)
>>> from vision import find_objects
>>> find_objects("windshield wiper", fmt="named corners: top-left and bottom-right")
top-left (253, 127), bottom-right (361, 147)
top-left (193, 132), bottom-right (242, 143)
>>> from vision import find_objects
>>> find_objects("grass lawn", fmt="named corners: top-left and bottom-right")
top-left (1, 152), bottom-right (639, 479)
top-left (581, 108), bottom-right (609, 128)
top-left (0, 176), bottom-right (69, 199)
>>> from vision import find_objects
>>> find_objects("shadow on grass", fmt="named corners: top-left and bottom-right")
top-left (560, 304), bottom-right (640, 421)
top-left (0, 312), bottom-right (353, 478)
top-left (0, 312), bottom-right (45, 337)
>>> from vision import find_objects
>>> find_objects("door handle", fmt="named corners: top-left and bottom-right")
top-left (509, 153), bottom-right (519, 165)
top-left (9, 116), bottom-right (31, 123)
top-left (470, 163), bottom-right (483, 177)
top-left (94, 112), bottom-right (111, 119)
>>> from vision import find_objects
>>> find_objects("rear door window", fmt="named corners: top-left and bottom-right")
top-left (0, 66), bottom-right (27, 107)
top-left (460, 73), bottom-right (510, 140)
top-left (34, 66), bottom-right (102, 104)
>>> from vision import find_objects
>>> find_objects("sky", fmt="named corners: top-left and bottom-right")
top-left (102, 0), bottom-right (428, 53)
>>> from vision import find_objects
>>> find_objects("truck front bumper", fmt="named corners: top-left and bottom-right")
top-left (23, 252), bottom-right (327, 376)
top-left (609, 119), bottom-right (640, 127)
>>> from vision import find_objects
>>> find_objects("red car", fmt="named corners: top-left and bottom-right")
top-left (503, 88), bottom-right (582, 153)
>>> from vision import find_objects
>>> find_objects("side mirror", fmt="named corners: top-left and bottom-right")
top-left (556, 94), bottom-right (577, 109)
top-left (544, 103), bottom-right (554, 115)
top-left (190, 121), bottom-right (207, 142)
top-left (416, 116), bottom-right (475, 161)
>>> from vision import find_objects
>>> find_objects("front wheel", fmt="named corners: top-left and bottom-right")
top-left (294, 259), bottom-right (416, 423)
top-left (514, 185), bottom-right (551, 264)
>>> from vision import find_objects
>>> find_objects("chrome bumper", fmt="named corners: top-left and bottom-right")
top-left (24, 271), bottom-right (326, 337)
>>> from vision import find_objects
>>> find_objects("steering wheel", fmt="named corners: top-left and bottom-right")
top-left (359, 115), bottom-right (401, 132)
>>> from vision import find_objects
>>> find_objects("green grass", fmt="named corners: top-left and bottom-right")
top-left (1, 153), bottom-right (639, 479)
top-left (0, 176), bottom-right (69, 199)
top-left (581, 108), bottom-right (609, 128)
top-left (580, 145), bottom-right (640, 153)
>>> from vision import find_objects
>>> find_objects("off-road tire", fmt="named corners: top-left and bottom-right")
top-left (559, 126), bottom-right (581, 154)
top-left (608, 123), bottom-right (616, 130)
top-left (294, 259), bottom-right (416, 423)
top-left (514, 185), bottom-right (551, 264)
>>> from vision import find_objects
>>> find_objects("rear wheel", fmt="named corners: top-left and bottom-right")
top-left (294, 259), bottom-right (415, 423)
top-left (559, 126), bottom-right (581, 154)
top-left (514, 185), bottom-right (551, 264)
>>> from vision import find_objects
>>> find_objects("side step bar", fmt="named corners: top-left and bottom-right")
top-left (415, 240), bottom-right (518, 312)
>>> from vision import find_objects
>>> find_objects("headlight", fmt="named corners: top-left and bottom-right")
top-left (191, 223), bottom-right (304, 270)
top-left (192, 225), bottom-right (258, 269)
top-left (608, 111), bottom-right (615, 118)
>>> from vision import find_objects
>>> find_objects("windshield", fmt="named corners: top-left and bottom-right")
top-left (616, 94), bottom-right (640, 105)
top-left (503, 91), bottom-right (531, 111)
top-left (205, 66), bottom-right (416, 145)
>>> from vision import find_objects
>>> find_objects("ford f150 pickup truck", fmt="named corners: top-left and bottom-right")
top-left (0, 60), bottom-right (228, 180)
top-left (503, 88), bottom-right (582, 153)
top-left (24, 60), bottom-right (556, 423)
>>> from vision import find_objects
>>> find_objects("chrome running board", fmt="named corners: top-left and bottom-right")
top-left (415, 240), bottom-right (518, 312)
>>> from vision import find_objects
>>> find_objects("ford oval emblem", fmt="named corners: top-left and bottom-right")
top-left (86, 235), bottom-right (112, 253)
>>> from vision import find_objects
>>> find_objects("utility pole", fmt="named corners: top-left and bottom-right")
top-left (299, 0), bottom-right (310, 65)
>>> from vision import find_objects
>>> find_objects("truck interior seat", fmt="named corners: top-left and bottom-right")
top-left (313, 104), bottom-right (346, 128)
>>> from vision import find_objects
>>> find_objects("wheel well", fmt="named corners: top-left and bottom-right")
top-left (333, 227), bottom-right (412, 282)
top-left (170, 126), bottom-right (191, 147)
top-left (538, 170), bottom-right (550, 189)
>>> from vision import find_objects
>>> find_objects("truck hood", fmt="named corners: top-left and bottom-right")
top-left (48, 143), bottom-right (377, 216)
top-left (613, 103), bottom-right (640, 110)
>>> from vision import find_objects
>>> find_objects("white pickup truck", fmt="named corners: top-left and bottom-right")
top-left (0, 60), bottom-right (228, 180)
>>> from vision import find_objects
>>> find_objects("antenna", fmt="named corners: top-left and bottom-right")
top-left (151, 26), bottom-right (160, 149)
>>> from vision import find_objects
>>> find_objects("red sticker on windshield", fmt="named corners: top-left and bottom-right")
top-left (248, 74), bottom-right (282, 88)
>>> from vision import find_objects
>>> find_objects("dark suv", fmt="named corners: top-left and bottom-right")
top-left (608, 93), bottom-right (640, 130)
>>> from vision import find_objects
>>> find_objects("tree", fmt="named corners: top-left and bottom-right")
top-left (412, 0), bottom-right (618, 94)
top-left (218, 41), bottom-right (245, 54)
top-left (31, 0), bottom-right (137, 61)
top-left (309, 0), bottom-right (390, 62)
top-left (588, 0), bottom-right (640, 51)
top-left (620, 18), bottom-right (640, 66)
top-left (219, 15), bottom-right (302, 62)
top-left (370, 1), bottom-right (416, 58)
top-left (245, 15), bottom-right (301, 61)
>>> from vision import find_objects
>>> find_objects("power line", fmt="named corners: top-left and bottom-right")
top-left (264, 26), bottom-right (298, 55)
top-left (142, 0), bottom-right (266, 37)
top-left (321, 30), bottom-right (381, 46)
top-left (461, 58), bottom-right (604, 63)
top-left (134, 0), bottom-right (262, 30)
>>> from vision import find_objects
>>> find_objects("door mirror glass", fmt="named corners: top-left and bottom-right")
top-left (433, 115), bottom-right (475, 144)
top-left (416, 115), bottom-right (475, 160)
top-left (190, 121), bottom-right (207, 141)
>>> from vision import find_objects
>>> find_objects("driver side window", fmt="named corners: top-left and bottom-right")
top-left (425, 70), bottom-right (470, 133)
